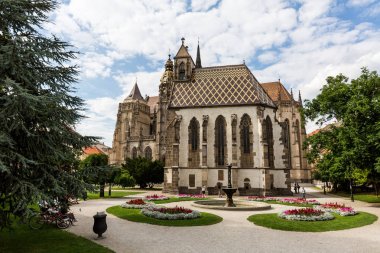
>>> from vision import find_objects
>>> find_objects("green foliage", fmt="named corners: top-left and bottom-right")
top-left (80, 154), bottom-right (117, 197)
top-left (304, 68), bottom-right (380, 189)
top-left (123, 157), bottom-right (164, 188)
top-left (0, 0), bottom-right (95, 228)
top-left (106, 206), bottom-right (223, 227)
top-left (115, 170), bottom-right (136, 188)
top-left (248, 212), bottom-right (377, 232)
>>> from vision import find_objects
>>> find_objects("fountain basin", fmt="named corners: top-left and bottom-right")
top-left (191, 200), bottom-right (271, 211)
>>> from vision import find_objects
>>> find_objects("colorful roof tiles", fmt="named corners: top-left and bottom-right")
top-left (170, 64), bottom-right (275, 108)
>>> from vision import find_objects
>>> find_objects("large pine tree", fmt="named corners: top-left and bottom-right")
top-left (0, 0), bottom-right (95, 228)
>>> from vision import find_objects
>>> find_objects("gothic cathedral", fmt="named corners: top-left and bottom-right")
top-left (110, 38), bottom-right (311, 196)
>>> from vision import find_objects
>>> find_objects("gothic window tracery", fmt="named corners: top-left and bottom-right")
top-left (144, 146), bottom-right (152, 160)
top-left (262, 116), bottom-right (274, 168)
top-left (215, 115), bottom-right (227, 166)
top-left (132, 147), bottom-right (137, 159)
top-left (188, 117), bottom-right (199, 151)
top-left (240, 114), bottom-right (251, 153)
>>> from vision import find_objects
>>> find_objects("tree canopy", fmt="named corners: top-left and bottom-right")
top-left (122, 157), bottom-right (164, 188)
top-left (0, 0), bottom-right (95, 228)
top-left (304, 68), bottom-right (380, 191)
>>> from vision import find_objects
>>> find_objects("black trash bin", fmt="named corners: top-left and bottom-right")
top-left (93, 212), bottom-right (107, 238)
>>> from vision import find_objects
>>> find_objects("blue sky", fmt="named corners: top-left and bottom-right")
top-left (46, 0), bottom-right (380, 146)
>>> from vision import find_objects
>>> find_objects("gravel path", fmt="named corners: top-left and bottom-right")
top-left (68, 189), bottom-right (380, 253)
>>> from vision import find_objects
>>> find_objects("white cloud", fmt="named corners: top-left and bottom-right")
top-left (258, 51), bottom-right (277, 64)
top-left (191, 0), bottom-right (219, 12)
top-left (48, 0), bottom-right (380, 140)
top-left (114, 70), bottom-right (163, 99)
top-left (347, 0), bottom-right (376, 7)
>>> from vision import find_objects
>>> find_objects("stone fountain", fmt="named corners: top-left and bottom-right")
top-left (191, 164), bottom-right (271, 211)
top-left (222, 164), bottom-right (237, 207)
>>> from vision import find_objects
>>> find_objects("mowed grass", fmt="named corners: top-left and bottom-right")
top-left (87, 190), bottom-right (144, 199)
top-left (334, 192), bottom-right (380, 203)
top-left (0, 223), bottom-right (114, 253)
top-left (248, 212), bottom-right (377, 232)
top-left (106, 206), bottom-right (222, 226)
top-left (151, 197), bottom-right (210, 204)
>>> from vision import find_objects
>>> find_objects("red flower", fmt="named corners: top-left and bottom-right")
top-left (127, 199), bottom-right (146, 205)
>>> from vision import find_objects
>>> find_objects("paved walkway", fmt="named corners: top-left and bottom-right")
top-left (68, 188), bottom-right (380, 253)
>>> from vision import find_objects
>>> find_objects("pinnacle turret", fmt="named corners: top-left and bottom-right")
top-left (195, 39), bottom-right (202, 68)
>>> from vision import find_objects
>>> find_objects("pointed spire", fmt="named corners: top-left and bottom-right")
top-left (126, 81), bottom-right (144, 101)
top-left (195, 39), bottom-right (202, 68)
top-left (290, 88), bottom-right (294, 99)
top-left (298, 90), bottom-right (303, 106)
top-left (165, 53), bottom-right (173, 71)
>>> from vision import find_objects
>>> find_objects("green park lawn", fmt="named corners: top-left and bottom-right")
top-left (150, 197), bottom-right (210, 204)
top-left (87, 190), bottom-right (144, 199)
top-left (334, 192), bottom-right (380, 203)
top-left (248, 212), bottom-right (377, 232)
top-left (106, 206), bottom-right (222, 226)
top-left (0, 222), bottom-right (114, 253)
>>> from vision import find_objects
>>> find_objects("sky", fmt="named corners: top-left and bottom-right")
top-left (45, 0), bottom-right (380, 146)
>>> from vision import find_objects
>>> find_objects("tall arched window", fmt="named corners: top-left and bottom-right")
top-left (262, 116), bottom-right (274, 168)
top-left (295, 119), bottom-right (302, 168)
top-left (179, 62), bottom-right (185, 80)
top-left (241, 114), bottom-right (251, 153)
top-left (215, 116), bottom-right (227, 166)
top-left (132, 147), bottom-right (137, 159)
top-left (144, 146), bottom-right (152, 160)
top-left (189, 117), bottom-right (199, 151)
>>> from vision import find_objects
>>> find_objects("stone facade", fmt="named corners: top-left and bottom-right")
top-left (110, 38), bottom-right (311, 196)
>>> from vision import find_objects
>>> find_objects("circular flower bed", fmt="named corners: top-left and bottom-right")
top-left (121, 198), bottom-right (154, 209)
top-left (145, 194), bottom-right (169, 201)
top-left (141, 206), bottom-right (200, 220)
top-left (315, 202), bottom-right (357, 216)
top-left (247, 196), bottom-right (320, 205)
top-left (278, 208), bottom-right (334, 221)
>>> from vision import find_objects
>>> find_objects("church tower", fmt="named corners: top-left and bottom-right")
top-left (110, 81), bottom-right (151, 164)
top-left (173, 38), bottom-right (195, 81)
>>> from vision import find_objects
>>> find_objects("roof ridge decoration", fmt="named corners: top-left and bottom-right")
top-left (169, 64), bottom-right (275, 108)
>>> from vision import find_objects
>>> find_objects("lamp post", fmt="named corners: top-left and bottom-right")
top-left (350, 178), bottom-right (354, 202)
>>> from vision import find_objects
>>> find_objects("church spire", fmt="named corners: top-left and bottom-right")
top-left (298, 90), bottom-right (303, 106)
top-left (125, 81), bottom-right (144, 101)
top-left (195, 39), bottom-right (202, 68)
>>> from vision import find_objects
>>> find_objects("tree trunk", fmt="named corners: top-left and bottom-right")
top-left (108, 183), bottom-right (112, 196)
top-left (99, 183), bottom-right (105, 198)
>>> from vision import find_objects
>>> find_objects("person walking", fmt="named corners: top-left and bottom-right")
top-left (202, 185), bottom-right (206, 198)
top-left (302, 187), bottom-right (306, 200)
top-left (293, 183), bottom-right (297, 194)
top-left (297, 183), bottom-right (301, 194)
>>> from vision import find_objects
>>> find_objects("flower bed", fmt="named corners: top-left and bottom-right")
top-left (144, 194), bottom-right (169, 201)
top-left (278, 208), bottom-right (334, 221)
top-left (178, 194), bottom-right (206, 199)
top-left (316, 202), bottom-right (357, 216)
top-left (247, 196), bottom-right (320, 205)
top-left (121, 199), bottom-right (154, 209)
top-left (141, 206), bottom-right (200, 220)
top-left (247, 196), bottom-right (279, 201)
top-left (281, 198), bottom-right (320, 205)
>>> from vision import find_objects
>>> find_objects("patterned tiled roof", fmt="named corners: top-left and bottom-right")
top-left (170, 65), bottom-right (275, 108)
top-left (261, 81), bottom-right (293, 102)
